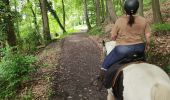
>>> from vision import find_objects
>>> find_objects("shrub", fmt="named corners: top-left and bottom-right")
top-left (0, 47), bottom-right (37, 99)
top-left (164, 65), bottom-right (170, 73)
top-left (88, 26), bottom-right (104, 35)
top-left (152, 23), bottom-right (170, 32)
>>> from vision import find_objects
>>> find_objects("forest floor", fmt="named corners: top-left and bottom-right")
top-left (21, 33), bottom-right (107, 100)
top-left (49, 33), bottom-right (106, 100)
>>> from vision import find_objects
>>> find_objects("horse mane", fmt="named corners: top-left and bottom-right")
top-left (151, 83), bottom-right (170, 100)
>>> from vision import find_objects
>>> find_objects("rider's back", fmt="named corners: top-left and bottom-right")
top-left (111, 15), bottom-right (151, 45)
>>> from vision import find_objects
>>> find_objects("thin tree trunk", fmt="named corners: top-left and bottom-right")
top-left (47, 2), bottom-right (67, 33)
top-left (139, 0), bottom-right (144, 16)
top-left (152, 0), bottom-right (163, 23)
top-left (105, 0), bottom-right (109, 17)
top-left (83, 0), bottom-right (91, 30)
top-left (121, 0), bottom-right (125, 14)
top-left (39, 0), bottom-right (51, 44)
top-left (95, 0), bottom-right (101, 26)
top-left (101, 0), bottom-right (105, 22)
top-left (61, 0), bottom-right (66, 30)
top-left (106, 0), bottom-right (117, 23)
top-left (28, 0), bottom-right (42, 45)
top-left (2, 0), bottom-right (17, 47)
top-left (14, 0), bottom-right (21, 40)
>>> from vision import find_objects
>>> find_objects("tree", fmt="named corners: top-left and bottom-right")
top-left (27, 0), bottom-right (42, 45)
top-left (139, 0), bottom-right (144, 16)
top-left (152, 0), bottom-right (163, 23)
top-left (83, 0), bottom-right (91, 30)
top-left (39, 0), bottom-right (51, 44)
top-left (121, 0), bottom-right (125, 14)
top-left (101, 0), bottom-right (105, 22)
top-left (14, 0), bottom-right (21, 40)
top-left (95, 0), bottom-right (101, 26)
top-left (61, 0), bottom-right (66, 29)
top-left (47, 2), bottom-right (67, 33)
top-left (105, 0), bottom-right (117, 23)
top-left (2, 0), bottom-right (17, 47)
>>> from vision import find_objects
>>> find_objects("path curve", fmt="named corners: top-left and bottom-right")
top-left (50, 33), bottom-right (106, 100)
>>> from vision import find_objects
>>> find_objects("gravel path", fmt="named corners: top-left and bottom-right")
top-left (50, 33), bottom-right (107, 100)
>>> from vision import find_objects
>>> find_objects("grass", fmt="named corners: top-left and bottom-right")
top-left (152, 23), bottom-right (170, 32)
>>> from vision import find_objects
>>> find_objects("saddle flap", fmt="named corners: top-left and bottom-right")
top-left (103, 64), bottom-right (125, 89)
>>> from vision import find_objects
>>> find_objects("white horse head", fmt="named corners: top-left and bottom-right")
top-left (103, 41), bottom-right (170, 100)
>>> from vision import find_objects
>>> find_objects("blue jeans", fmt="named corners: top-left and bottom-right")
top-left (102, 43), bottom-right (145, 70)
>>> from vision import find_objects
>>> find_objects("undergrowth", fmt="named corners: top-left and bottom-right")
top-left (152, 23), bottom-right (170, 32)
top-left (0, 47), bottom-right (37, 99)
top-left (88, 26), bottom-right (104, 35)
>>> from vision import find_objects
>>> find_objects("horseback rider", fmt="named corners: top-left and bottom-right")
top-left (97, 0), bottom-right (151, 90)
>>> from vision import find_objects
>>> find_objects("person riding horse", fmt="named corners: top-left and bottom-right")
top-left (97, 0), bottom-right (151, 90)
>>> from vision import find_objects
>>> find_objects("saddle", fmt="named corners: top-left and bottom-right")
top-left (103, 51), bottom-right (145, 89)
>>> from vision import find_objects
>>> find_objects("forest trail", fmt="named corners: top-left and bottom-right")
top-left (50, 33), bottom-right (107, 100)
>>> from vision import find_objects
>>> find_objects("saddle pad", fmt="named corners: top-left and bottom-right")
top-left (122, 63), bottom-right (170, 100)
top-left (105, 41), bottom-right (116, 55)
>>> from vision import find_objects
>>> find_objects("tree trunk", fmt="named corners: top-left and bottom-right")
top-left (106, 0), bottom-right (117, 23)
top-left (14, 0), bottom-right (21, 40)
top-left (61, 0), bottom-right (66, 30)
top-left (105, 0), bottom-right (109, 17)
top-left (39, 0), bottom-right (51, 44)
top-left (139, 0), bottom-right (144, 16)
top-left (47, 2), bottom-right (67, 33)
top-left (2, 0), bottom-right (17, 47)
top-left (83, 0), bottom-right (91, 30)
top-left (95, 0), bottom-right (101, 26)
top-left (121, 0), bottom-right (125, 14)
top-left (101, 0), bottom-right (105, 22)
top-left (152, 0), bottom-right (163, 23)
top-left (28, 0), bottom-right (42, 45)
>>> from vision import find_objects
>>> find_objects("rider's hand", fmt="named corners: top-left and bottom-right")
top-left (145, 44), bottom-right (150, 52)
top-left (111, 35), bottom-right (117, 41)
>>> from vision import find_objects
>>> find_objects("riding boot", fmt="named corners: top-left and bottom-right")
top-left (96, 69), bottom-right (106, 91)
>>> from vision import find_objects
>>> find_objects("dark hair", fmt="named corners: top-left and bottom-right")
top-left (128, 14), bottom-right (134, 27)
top-left (124, 0), bottom-right (139, 27)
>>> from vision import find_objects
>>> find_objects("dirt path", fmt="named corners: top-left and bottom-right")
top-left (50, 33), bottom-right (107, 100)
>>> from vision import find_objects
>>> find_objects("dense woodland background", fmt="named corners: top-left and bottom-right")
top-left (0, 0), bottom-right (170, 99)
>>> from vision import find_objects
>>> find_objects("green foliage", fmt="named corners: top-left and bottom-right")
top-left (160, 0), bottom-right (168, 3)
top-left (21, 29), bottom-right (42, 53)
top-left (114, 0), bottom-right (123, 16)
top-left (152, 23), bottom-right (170, 32)
top-left (164, 65), bottom-right (170, 73)
top-left (21, 88), bottom-right (33, 100)
top-left (0, 47), bottom-right (37, 99)
top-left (143, 0), bottom-right (152, 11)
top-left (88, 26), bottom-right (104, 35)
top-left (0, 23), bottom-right (6, 42)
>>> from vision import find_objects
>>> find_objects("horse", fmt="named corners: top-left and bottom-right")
top-left (103, 41), bottom-right (170, 100)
